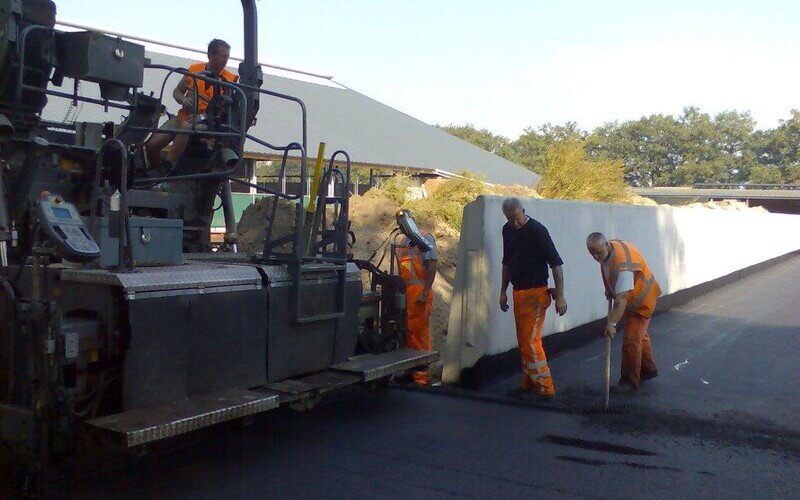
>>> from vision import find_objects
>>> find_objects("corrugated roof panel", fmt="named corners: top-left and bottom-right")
top-left (40, 51), bottom-right (539, 186)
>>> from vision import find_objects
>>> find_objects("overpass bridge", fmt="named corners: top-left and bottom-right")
top-left (634, 184), bottom-right (800, 214)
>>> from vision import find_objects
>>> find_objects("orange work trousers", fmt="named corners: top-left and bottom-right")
top-left (405, 284), bottom-right (433, 384)
top-left (621, 312), bottom-right (658, 387)
top-left (512, 287), bottom-right (554, 396)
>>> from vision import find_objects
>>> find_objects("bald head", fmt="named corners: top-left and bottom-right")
top-left (586, 232), bottom-right (609, 263)
top-left (502, 197), bottom-right (528, 228)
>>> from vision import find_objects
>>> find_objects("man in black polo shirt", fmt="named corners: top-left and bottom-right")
top-left (499, 197), bottom-right (567, 398)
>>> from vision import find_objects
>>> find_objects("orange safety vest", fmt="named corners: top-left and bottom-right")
top-left (394, 234), bottom-right (432, 287)
top-left (178, 62), bottom-right (239, 122)
top-left (603, 240), bottom-right (661, 318)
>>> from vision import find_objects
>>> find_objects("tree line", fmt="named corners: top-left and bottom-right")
top-left (438, 107), bottom-right (800, 187)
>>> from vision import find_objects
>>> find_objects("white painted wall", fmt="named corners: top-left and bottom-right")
top-left (443, 195), bottom-right (800, 383)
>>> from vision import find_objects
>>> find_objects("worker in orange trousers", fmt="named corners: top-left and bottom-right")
top-left (394, 210), bottom-right (438, 385)
top-left (587, 232), bottom-right (661, 392)
top-left (499, 198), bottom-right (568, 398)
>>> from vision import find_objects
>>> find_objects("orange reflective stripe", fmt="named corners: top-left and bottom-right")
top-left (512, 287), bottom-right (555, 395)
top-left (610, 240), bottom-right (642, 272)
top-left (629, 274), bottom-right (656, 310)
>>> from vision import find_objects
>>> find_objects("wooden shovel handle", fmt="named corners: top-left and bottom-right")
top-left (604, 299), bottom-right (613, 410)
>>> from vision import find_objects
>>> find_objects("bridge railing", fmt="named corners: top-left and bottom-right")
top-left (693, 183), bottom-right (800, 191)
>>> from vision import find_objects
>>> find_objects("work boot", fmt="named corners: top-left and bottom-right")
top-left (641, 370), bottom-right (659, 382)
top-left (610, 379), bottom-right (638, 394)
top-left (389, 373), bottom-right (413, 387)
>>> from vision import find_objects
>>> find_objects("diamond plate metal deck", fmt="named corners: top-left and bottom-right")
top-left (86, 388), bottom-right (280, 447)
top-left (266, 371), bottom-right (362, 404)
top-left (331, 349), bottom-right (440, 382)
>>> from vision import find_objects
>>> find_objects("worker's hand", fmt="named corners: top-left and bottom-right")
top-left (499, 292), bottom-right (509, 312)
top-left (416, 289), bottom-right (429, 304)
top-left (604, 323), bottom-right (616, 339)
top-left (182, 93), bottom-right (197, 111)
top-left (555, 295), bottom-right (568, 316)
top-left (605, 290), bottom-right (614, 301)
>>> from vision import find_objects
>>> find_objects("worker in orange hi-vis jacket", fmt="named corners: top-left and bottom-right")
top-left (586, 232), bottom-right (662, 393)
top-left (499, 198), bottom-right (568, 399)
top-left (394, 209), bottom-right (437, 385)
top-left (141, 39), bottom-right (238, 172)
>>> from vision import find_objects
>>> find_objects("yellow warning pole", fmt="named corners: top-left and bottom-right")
top-left (306, 142), bottom-right (326, 214)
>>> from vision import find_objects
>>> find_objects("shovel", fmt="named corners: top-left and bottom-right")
top-left (603, 298), bottom-right (612, 411)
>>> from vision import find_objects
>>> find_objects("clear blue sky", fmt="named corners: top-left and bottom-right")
top-left (57, 0), bottom-right (800, 138)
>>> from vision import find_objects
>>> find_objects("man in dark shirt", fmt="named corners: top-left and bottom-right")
top-left (499, 197), bottom-right (567, 398)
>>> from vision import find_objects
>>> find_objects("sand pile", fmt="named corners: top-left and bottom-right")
top-left (687, 199), bottom-right (767, 212)
top-left (628, 195), bottom-right (660, 206)
top-left (237, 198), bottom-right (298, 254)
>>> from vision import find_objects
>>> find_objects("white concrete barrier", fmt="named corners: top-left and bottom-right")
top-left (443, 195), bottom-right (800, 383)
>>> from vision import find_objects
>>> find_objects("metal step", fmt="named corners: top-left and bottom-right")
top-left (266, 371), bottom-right (362, 404)
top-left (85, 350), bottom-right (438, 447)
top-left (331, 348), bottom-right (440, 382)
top-left (86, 388), bottom-right (280, 448)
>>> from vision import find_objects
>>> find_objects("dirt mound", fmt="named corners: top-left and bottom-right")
top-left (423, 178), bottom-right (448, 196)
top-left (349, 190), bottom-right (400, 262)
top-left (628, 195), bottom-right (660, 206)
top-left (687, 199), bottom-right (767, 212)
top-left (237, 198), bottom-right (297, 254)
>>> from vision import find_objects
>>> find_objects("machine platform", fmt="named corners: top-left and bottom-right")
top-left (86, 388), bottom-right (280, 447)
top-left (331, 348), bottom-right (440, 382)
top-left (86, 349), bottom-right (438, 447)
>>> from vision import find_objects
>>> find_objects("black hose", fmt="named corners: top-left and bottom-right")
top-left (12, 251), bottom-right (31, 287)
top-left (0, 276), bottom-right (18, 305)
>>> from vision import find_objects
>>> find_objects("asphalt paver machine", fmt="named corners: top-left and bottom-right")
top-left (0, 0), bottom-right (437, 492)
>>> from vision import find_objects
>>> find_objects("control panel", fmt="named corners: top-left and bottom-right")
top-left (36, 194), bottom-right (100, 263)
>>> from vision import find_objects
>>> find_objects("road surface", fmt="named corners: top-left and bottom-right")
top-left (66, 256), bottom-right (800, 499)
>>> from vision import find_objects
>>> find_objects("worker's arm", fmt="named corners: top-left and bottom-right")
top-left (535, 224), bottom-right (566, 315)
top-left (551, 265), bottom-right (567, 316)
top-left (605, 290), bottom-right (630, 338)
top-left (500, 265), bottom-right (510, 311)
top-left (173, 79), bottom-right (189, 106)
top-left (173, 78), bottom-right (211, 110)
top-left (417, 259), bottom-right (437, 303)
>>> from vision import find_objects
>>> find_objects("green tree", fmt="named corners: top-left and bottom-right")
top-left (669, 160), bottom-right (727, 186)
top-left (587, 114), bottom-right (685, 186)
top-left (508, 122), bottom-right (586, 174)
top-left (441, 107), bottom-right (800, 187)
top-left (756, 110), bottom-right (800, 182)
top-left (748, 165), bottom-right (784, 184)
top-left (437, 124), bottom-right (513, 156)
top-left (713, 110), bottom-right (758, 180)
top-left (783, 164), bottom-right (800, 183)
